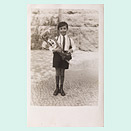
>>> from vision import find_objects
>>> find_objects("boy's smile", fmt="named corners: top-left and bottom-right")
top-left (59, 25), bottom-right (68, 36)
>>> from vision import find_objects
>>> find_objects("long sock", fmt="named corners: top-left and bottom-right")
top-left (60, 76), bottom-right (64, 86)
top-left (53, 76), bottom-right (60, 96)
top-left (55, 76), bottom-right (59, 88)
top-left (60, 79), bottom-right (65, 96)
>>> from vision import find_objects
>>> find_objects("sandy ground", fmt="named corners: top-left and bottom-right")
top-left (30, 50), bottom-right (98, 106)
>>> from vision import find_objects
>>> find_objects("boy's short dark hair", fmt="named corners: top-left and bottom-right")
top-left (57, 21), bottom-right (68, 30)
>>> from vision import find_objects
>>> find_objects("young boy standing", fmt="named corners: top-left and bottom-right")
top-left (52, 21), bottom-right (76, 96)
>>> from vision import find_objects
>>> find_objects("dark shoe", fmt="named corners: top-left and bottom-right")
top-left (53, 88), bottom-right (59, 96)
top-left (60, 88), bottom-right (65, 96)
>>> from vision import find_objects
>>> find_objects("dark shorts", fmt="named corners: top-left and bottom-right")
top-left (53, 52), bottom-right (69, 69)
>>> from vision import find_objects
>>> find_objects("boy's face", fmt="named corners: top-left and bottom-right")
top-left (59, 25), bottom-right (68, 36)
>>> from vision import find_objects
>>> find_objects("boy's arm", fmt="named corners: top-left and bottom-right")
top-left (49, 44), bottom-right (62, 53)
top-left (52, 48), bottom-right (62, 53)
top-left (68, 38), bottom-right (76, 53)
top-left (49, 45), bottom-right (62, 53)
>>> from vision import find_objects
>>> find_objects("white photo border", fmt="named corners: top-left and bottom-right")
top-left (27, 4), bottom-right (104, 127)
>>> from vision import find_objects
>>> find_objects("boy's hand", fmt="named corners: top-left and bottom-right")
top-left (56, 48), bottom-right (62, 53)
top-left (68, 49), bottom-right (73, 53)
top-left (52, 48), bottom-right (62, 53)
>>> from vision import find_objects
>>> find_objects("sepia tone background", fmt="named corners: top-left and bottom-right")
top-left (30, 8), bottom-right (99, 106)
top-left (31, 9), bottom-right (99, 51)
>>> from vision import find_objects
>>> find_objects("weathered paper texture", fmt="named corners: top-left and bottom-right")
top-left (27, 4), bottom-right (104, 127)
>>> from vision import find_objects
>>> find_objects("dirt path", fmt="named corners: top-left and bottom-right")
top-left (31, 50), bottom-right (98, 106)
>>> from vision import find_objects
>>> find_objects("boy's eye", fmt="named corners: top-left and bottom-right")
top-left (60, 28), bottom-right (66, 30)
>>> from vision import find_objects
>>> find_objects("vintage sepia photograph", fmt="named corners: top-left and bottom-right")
top-left (27, 4), bottom-right (104, 127)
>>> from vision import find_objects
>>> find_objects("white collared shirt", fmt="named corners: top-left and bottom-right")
top-left (57, 34), bottom-right (76, 52)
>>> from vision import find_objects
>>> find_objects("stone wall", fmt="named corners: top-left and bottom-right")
top-left (30, 9), bottom-right (99, 51)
